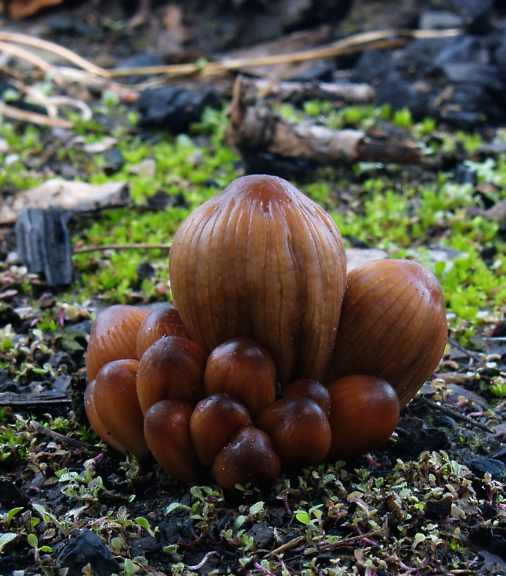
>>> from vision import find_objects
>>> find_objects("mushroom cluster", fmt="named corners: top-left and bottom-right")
top-left (84, 174), bottom-right (448, 491)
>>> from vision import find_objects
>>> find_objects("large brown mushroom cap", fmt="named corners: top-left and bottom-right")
top-left (324, 259), bottom-right (448, 408)
top-left (169, 174), bottom-right (346, 384)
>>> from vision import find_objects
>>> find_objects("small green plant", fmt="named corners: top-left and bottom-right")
top-left (56, 468), bottom-right (105, 502)
top-left (27, 533), bottom-right (52, 564)
top-left (0, 532), bottom-right (17, 553)
top-left (294, 504), bottom-right (324, 527)
top-left (489, 376), bottom-right (506, 397)
top-left (134, 516), bottom-right (158, 538)
top-left (0, 507), bottom-right (24, 528)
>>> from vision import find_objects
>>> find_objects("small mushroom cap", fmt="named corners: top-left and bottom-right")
top-left (255, 396), bottom-right (331, 466)
top-left (326, 375), bottom-right (399, 461)
top-left (85, 359), bottom-right (148, 456)
top-left (204, 337), bottom-right (276, 416)
top-left (144, 399), bottom-right (200, 483)
top-left (212, 427), bottom-right (282, 491)
top-left (282, 379), bottom-right (331, 417)
top-left (137, 307), bottom-right (190, 358)
top-left (86, 305), bottom-right (149, 382)
top-left (137, 335), bottom-right (207, 414)
top-left (85, 380), bottom-right (125, 454)
top-left (190, 392), bottom-right (252, 466)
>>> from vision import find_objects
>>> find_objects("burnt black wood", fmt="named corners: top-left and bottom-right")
top-left (15, 207), bottom-right (73, 286)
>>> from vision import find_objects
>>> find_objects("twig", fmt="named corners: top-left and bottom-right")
top-left (30, 420), bottom-right (101, 452)
top-left (0, 40), bottom-right (52, 74)
top-left (267, 536), bottom-right (306, 557)
top-left (0, 102), bottom-right (73, 128)
top-left (267, 527), bottom-right (387, 560)
top-left (420, 398), bottom-right (495, 433)
top-left (106, 28), bottom-right (461, 82)
top-left (73, 242), bottom-right (172, 254)
top-left (447, 336), bottom-right (484, 362)
top-left (318, 527), bottom-right (388, 551)
top-left (0, 32), bottom-right (109, 78)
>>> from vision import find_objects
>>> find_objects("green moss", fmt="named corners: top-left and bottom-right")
top-left (1, 100), bottom-right (504, 342)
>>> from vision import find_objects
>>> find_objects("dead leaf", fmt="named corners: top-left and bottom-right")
top-left (0, 179), bottom-right (130, 224)
top-left (1, 0), bottom-right (64, 19)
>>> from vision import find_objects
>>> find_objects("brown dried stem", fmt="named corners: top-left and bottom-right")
top-left (0, 102), bottom-right (73, 128)
top-left (73, 243), bottom-right (172, 254)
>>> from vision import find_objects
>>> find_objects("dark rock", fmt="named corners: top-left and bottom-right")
top-left (399, 37), bottom-right (458, 75)
top-left (48, 351), bottom-right (76, 373)
top-left (492, 446), bottom-right (506, 461)
top-left (136, 261), bottom-right (156, 280)
top-left (351, 50), bottom-right (395, 84)
top-left (0, 478), bottom-right (29, 507)
top-left (52, 374), bottom-right (73, 392)
top-left (0, 306), bottom-right (21, 329)
top-left (465, 457), bottom-right (506, 481)
top-left (146, 190), bottom-right (188, 210)
top-left (388, 427), bottom-right (449, 460)
top-left (434, 415), bottom-right (458, 428)
top-left (439, 108), bottom-right (483, 127)
top-left (440, 63), bottom-right (503, 91)
top-left (434, 36), bottom-right (490, 67)
top-left (247, 523), bottom-right (275, 548)
top-left (396, 416), bottom-right (424, 435)
top-left (159, 520), bottom-right (182, 546)
top-left (447, 0), bottom-right (494, 33)
top-left (434, 84), bottom-right (496, 125)
top-left (58, 163), bottom-right (83, 180)
top-left (374, 80), bottom-right (426, 117)
top-left (476, 550), bottom-right (506, 575)
top-left (241, 151), bottom-right (317, 181)
top-left (468, 526), bottom-right (506, 561)
top-left (0, 380), bottom-right (20, 393)
top-left (455, 163), bottom-right (478, 185)
top-left (129, 536), bottom-right (160, 558)
top-left (103, 148), bottom-right (125, 175)
top-left (495, 40), bottom-right (506, 80)
top-left (137, 86), bottom-right (222, 133)
top-left (480, 244), bottom-right (498, 264)
top-left (68, 320), bottom-right (93, 336)
top-left (274, 0), bottom-right (355, 30)
top-left (425, 495), bottom-right (453, 520)
top-left (57, 529), bottom-right (120, 576)
top-left (0, 556), bottom-right (16, 574)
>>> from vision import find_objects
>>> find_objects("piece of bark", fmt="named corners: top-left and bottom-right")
top-left (228, 83), bottom-right (422, 165)
top-left (15, 207), bottom-right (73, 286)
top-left (0, 391), bottom-right (72, 407)
top-left (0, 179), bottom-right (130, 225)
top-left (238, 77), bottom-right (375, 104)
